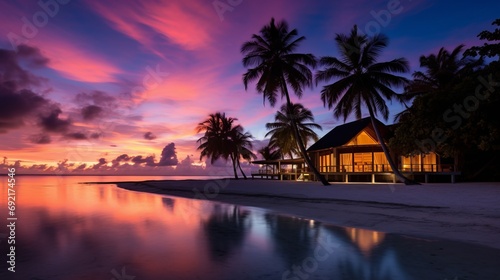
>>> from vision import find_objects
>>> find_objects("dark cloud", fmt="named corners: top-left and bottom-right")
top-left (75, 163), bottom-right (87, 171)
top-left (131, 155), bottom-right (156, 166)
top-left (0, 44), bottom-right (48, 88)
top-left (81, 105), bottom-right (103, 120)
top-left (144, 131), bottom-right (156, 140)
top-left (39, 108), bottom-right (71, 133)
top-left (92, 158), bottom-right (107, 170)
top-left (30, 133), bottom-right (51, 144)
top-left (90, 132), bottom-right (101, 139)
top-left (64, 132), bottom-right (87, 140)
top-left (0, 87), bottom-right (51, 132)
top-left (158, 142), bottom-right (178, 166)
top-left (112, 154), bottom-right (130, 167)
top-left (75, 91), bottom-right (117, 108)
top-left (16, 45), bottom-right (49, 67)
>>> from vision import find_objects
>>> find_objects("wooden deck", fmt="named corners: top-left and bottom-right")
top-left (251, 170), bottom-right (461, 183)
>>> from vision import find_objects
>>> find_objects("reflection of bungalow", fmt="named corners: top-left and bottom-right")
top-left (252, 117), bottom-right (458, 183)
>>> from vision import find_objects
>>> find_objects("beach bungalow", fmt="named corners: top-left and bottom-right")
top-left (252, 117), bottom-right (458, 183)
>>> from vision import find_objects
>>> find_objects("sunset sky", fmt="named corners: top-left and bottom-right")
top-left (1, 0), bottom-right (498, 175)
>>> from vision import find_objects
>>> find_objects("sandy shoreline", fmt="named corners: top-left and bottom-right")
top-left (112, 179), bottom-right (500, 250)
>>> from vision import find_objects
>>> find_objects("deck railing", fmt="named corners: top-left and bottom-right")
top-left (258, 164), bottom-right (456, 175)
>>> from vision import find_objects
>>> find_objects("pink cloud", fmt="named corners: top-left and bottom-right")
top-left (88, 0), bottom-right (218, 51)
top-left (0, 2), bottom-right (122, 83)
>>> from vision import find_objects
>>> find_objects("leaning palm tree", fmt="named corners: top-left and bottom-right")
top-left (196, 112), bottom-right (251, 179)
top-left (230, 129), bottom-right (256, 179)
top-left (315, 25), bottom-right (417, 185)
top-left (241, 18), bottom-right (329, 185)
top-left (266, 103), bottom-right (322, 159)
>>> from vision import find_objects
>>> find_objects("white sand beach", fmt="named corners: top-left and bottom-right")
top-left (116, 179), bottom-right (500, 250)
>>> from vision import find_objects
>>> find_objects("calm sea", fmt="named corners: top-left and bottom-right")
top-left (0, 175), bottom-right (499, 279)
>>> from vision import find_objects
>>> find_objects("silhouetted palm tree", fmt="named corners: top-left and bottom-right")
top-left (231, 129), bottom-right (256, 179)
top-left (266, 103), bottom-right (322, 159)
top-left (258, 144), bottom-right (282, 161)
top-left (396, 45), bottom-right (480, 121)
top-left (241, 18), bottom-right (329, 185)
top-left (316, 25), bottom-right (416, 185)
top-left (196, 112), bottom-right (254, 179)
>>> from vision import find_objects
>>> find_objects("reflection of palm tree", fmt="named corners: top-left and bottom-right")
top-left (316, 25), bottom-right (416, 185)
top-left (241, 18), bottom-right (329, 185)
top-left (264, 214), bottom-right (319, 267)
top-left (266, 103), bottom-right (322, 159)
top-left (161, 197), bottom-right (175, 211)
top-left (202, 205), bottom-right (250, 262)
top-left (196, 112), bottom-right (255, 179)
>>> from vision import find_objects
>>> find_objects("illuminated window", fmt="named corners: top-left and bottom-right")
top-left (374, 152), bottom-right (391, 172)
top-left (319, 153), bottom-right (336, 172)
top-left (346, 130), bottom-right (378, 146)
top-left (340, 153), bottom-right (352, 172)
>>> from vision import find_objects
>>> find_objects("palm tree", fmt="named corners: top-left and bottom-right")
top-left (241, 18), bottom-right (329, 185)
top-left (395, 45), bottom-right (480, 121)
top-left (258, 144), bottom-right (282, 160)
top-left (266, 103), bottom-right (322, 159)
top-left (196, 112), bottom-right (254, 179)
top-left (315, 25), bottom-right (417, 185)
top-left (230, 129), bottom-right (256, 179)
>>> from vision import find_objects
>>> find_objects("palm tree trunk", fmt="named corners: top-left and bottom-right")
top-left (230, 154), bottom-right (239, 179)
top-left (237, 160), bottom-right (248, 179)
top-left (366, 103), bottom-right (419, 185)
top-left (281, 76), bottom-right (330, 186)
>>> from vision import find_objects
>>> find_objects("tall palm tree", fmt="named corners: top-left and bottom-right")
top-left (315, 25), bottom-right (417, 185)
top-left (241, 18), bottom-right (329, 185)
top-left (266, 103), bottom-right (322, 159)
top-left (196, 112), bottom-right (254, 179)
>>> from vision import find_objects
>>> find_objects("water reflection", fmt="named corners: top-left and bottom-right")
top-left (0, 176), bottom-right (498, 280)
top-left (203, 205), bottom-right (251, 262)
top-left (265, 214), bottom-right (320, 267)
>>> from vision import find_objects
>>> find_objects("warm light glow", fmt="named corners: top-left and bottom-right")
top-left (345, 227), bottom-right (386, 256)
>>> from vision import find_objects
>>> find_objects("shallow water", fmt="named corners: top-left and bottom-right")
top-left (0, 176), bottom-right (499, 280)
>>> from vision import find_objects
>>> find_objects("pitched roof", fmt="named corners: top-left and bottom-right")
top-left (307, 117), bottom-right (387, 152)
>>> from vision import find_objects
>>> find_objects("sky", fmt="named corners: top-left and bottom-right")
top-left (0, 0), bottom-right (498, 175)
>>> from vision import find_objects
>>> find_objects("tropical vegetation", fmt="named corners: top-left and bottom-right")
top-left (196, 112), bottom-right (256, 179)
top-left (241, 18), bottom-right (329, 185)
top-left (265, 103), bottom-right (321, 159)
top-left (315, 25), bottom-right (417, 185)
top-left (390, 18), bottom-right (500, 181)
